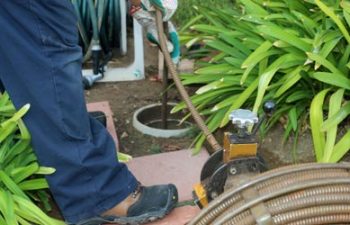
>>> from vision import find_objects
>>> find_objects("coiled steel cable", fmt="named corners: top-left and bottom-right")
top-left (287, 214), bottom-right (350, 225)
top-left (189, 163), bottom-right (350, 225)
top-left (190, 163), bottom-right (350, 224)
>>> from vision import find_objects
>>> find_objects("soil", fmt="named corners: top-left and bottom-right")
top-left (84, 40), bottom-right (195, 157)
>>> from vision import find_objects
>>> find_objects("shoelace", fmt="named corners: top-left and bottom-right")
top-left (131, 182), bottom-right (142, 199)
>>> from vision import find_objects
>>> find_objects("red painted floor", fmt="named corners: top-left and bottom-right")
top-left (87, 102), bottom-right (208, 224)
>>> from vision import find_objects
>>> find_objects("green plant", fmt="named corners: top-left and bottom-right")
top-left (0, 92), bottom-right (64, 225)
top-left (176, 0), bottom-right (350, 162)
top-left (173, 0), bottom-right (235, 26)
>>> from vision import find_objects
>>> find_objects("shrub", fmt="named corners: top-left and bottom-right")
top-left (177, 0), bottom-right (350, 162)
top-left (173, 0), bottom-right (235, 26)
top-left (0, 92), bottom-right (63, 225)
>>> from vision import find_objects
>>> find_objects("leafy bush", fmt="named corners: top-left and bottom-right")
top-left (0, 92), bottom-right (64, 225)
top-left (177, 0), bottom-right (350, 162)
top-left (173, 0), bottom-right (235, 26)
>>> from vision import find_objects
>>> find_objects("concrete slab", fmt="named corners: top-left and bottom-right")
top-left (127, 149), bottom-right (209, 202)
top-left (144, 206), bottom-right (200, 225)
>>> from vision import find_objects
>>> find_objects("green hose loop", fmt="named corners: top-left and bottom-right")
top-left (70, 0), bottom-right (122, 62)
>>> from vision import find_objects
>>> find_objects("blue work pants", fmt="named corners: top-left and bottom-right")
top-left (0, 0), bottom-right (137, 223)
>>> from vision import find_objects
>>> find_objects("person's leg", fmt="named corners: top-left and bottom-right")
top-left (0, 0), bottom-right (138, 223)
top-left (0, 79), bottom-right (4, 93)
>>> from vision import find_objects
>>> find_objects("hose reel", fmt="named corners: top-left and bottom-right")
top-left (72, 0), bottom-right (125, 61)
top-left (72, 0), bottom-right (144, 88)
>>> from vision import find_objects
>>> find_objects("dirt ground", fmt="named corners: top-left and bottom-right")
top-left (84, 40), bottom-right (196, 157)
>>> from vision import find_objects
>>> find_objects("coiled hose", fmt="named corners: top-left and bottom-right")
top-left (71, 0), bottom-right (121, 61)
top-left (72, 0), bottom-right (122, 88)
top-left (189, 163), bottom-right (350, 225)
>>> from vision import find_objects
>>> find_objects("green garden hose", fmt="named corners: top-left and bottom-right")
top-left (71, 0), bottom-right (122, 63)
top-left (72, 0), bottom-right (123, 88)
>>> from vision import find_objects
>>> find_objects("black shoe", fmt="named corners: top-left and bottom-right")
top-left (76, 184), bottom-right (178, 225)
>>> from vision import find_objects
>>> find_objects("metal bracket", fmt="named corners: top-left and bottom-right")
top-left (242, 187), bottom-right (274, 225)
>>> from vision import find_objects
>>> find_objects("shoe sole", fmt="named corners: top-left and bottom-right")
top-left (75, 185), bottom-right (178, 225)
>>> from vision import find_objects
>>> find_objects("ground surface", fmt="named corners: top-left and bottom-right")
top-left (85, 40), bottom-right (196, 157)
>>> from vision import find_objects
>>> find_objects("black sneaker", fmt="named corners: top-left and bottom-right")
top-left (76, 183), bottom-right (178, 225)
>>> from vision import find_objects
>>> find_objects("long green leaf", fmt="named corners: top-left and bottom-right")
top-left (172, 87), bottom-right (236, 113)
top-left (18, 179), bottom-right (49, 191)
top-left (1, 104), bottom-right (30, 127)
top-left (219, 34), bottom-right (252, 56)
top-left (329, 129), bottom-right (350, 162)
top-left (241, 49), bottom-right (281, 85)
top-left (338, 45), bottom-right (350, 73)
top-left (241, 41), bottom-right (272, 69)
top-left (190, 24), bottom-right (230, 34)
top-left (257, 24), bottom-right (311, 52)
top-left (181, 73), bottom-right (225, 85)
top-left (288, 107), bottom-right (298, 131)
top-left (321, 89), bottom-right (344, 162)
top-left (321, 102), bottom-right (350, 131)
top-left (253, 54), bottom-right (293, 113)
top-left (10, 163), bottom-right (39, 183)
top-left (0, 190), bottom-right (17, 225)
top-left (0, 122), bottom-right (17, 143)
top-left (315, 0), bottom-right (350, 44)
top-left (312, 72), bottom-right (350, 89)
top-left (0, 92), bottom-right (10, 107)
top-left (274, 66), bottom-right (303, 98)
top-left (286, 90), bottom-right (312, 103)
top-left (195, 64), bottom-right (239, 75)
top-left (13, 195), bottom-right (65, 225)
top-left (212, 94), bottom-right (240, 112)
top-left (307, 52), bottom-right (344, 74)
top-left (204, 39), bottom-right (246, 59)
top-left (310, 89), bottom-right (330, 161)
top-left (240, 0), bottom-right (269, 16)
top-left (35, 167), bottom-right (56, 175)
top-left (180, 14), bottom-right (204, 33)
top-left (0, 170), bottom-right (28, 200)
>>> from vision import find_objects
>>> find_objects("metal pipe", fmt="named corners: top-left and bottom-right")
top-left (161, 22), bottom-right (169, 130)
